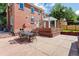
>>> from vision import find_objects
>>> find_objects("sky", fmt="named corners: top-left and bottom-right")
top-left (34, 3), bottom-right (79, 15)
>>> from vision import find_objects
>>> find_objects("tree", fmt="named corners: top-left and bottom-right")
top-left (50, 3), bottom-right (77, 21)
top-left (77, 16), bottom-right (79, 21)
top-left (0, 3), bottom-right (7, 26)
top-left (0, 3), bottom-right (7, 13)
top-left (64, 7), bottom-right (77, 21)
top-left (50, 3), bottom-right (65, 19)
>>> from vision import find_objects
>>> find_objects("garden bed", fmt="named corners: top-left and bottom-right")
top-left (61, 30), bottom-right (79, 36)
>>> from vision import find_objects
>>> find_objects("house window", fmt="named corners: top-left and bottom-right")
top-left (31, 7), bottom-right (34, 14)
top-left (36, 20), bottom-right (41, 28)
top-left (38, 10), bottom-right (41, 15)
top-left (19, 3), bottom-right (24, 10)
top-left (38, 10), bottom-right (40, 15)
top-left (31, 16), bottom-right (34, 24)
top-left (44, 15), bottom-right (46, 18)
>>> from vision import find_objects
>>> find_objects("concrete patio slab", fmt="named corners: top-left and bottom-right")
top-left (53, 46), bottom-right (69, 56)
top-left (0, 35), bottom-right (78, 56)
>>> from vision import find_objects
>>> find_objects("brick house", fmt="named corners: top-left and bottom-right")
top-left (7, 3), bottom-right (44, 33)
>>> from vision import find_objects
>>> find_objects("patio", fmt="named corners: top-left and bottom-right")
top-left (0, 35), bottom-right (78, 56)
top-left (0, 31), bottom-right (12, 38)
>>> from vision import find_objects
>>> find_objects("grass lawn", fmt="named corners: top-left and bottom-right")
top-left (62, 30), bottom-right (79, 32)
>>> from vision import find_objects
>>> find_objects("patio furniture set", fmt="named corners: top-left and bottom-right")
top-left (18, 28), bottom-right (37, 42)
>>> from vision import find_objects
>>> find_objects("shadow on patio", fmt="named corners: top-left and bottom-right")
top-left (68, 41), bottom-right (79, 56)
top-left (8, 38), bottom-right (33, 44)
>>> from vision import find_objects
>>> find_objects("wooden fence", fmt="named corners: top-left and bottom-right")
top-left (61, 25), bottom-right (79, 31)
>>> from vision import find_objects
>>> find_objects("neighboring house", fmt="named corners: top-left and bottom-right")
top-left (7, 3), bottom-right (44, 33)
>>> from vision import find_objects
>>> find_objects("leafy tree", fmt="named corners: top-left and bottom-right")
top-left (0, 3), bottom-right (7, 26)
top-left (50, 3), bottom-right (65, 19)
top-left (77, 16), bottom-right (79, 20)
top-left (50, 3), bottom-right (77, 21)
top-left (64, 7), bottom-right (77, 21)
top-left (0, 3), bottom-right (7, 13)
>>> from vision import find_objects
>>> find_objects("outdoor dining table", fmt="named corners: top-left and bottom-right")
top-left (23, 31), bottom-right (34, 42)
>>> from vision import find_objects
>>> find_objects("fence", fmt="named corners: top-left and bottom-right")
top-left (61, 25), bottom-right (79, 31)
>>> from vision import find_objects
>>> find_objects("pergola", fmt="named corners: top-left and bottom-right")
top-left (43, 17), bottom-right (57, 28)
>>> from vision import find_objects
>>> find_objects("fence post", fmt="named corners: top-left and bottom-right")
top-left (75, 25), bottom-right (76, 31)
top-left (66, 25), bottom-right (67, 30)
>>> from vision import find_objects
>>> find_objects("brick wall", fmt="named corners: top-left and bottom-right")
top-left (13, 4), bottom-right (43, 33)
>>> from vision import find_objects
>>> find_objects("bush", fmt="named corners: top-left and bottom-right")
top-left (67, 21), bottom-right (79, 25)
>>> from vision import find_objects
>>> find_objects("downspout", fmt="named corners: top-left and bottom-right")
top-left (12, 3), bottom-right (15, 33)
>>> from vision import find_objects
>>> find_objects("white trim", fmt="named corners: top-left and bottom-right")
top-left (49, 21), bottom-right (50, 28)
top-left (55, 20), bottom-right (56, 28)
top-left (44, 21), bottom-right (46, 28)
top-left (36, 20), bottom-right (40, 28)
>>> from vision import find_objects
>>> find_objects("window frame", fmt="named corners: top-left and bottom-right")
top-left (38, 10), bottom-right (41, 15)
top-left (31, 7), bottom-right (35, 14)
top-left (19, 3), bottom-right (24, 10)
top-left (31, 16), bottom-right (35, 24)
top-left (38, 10), bottom-right (40, 15)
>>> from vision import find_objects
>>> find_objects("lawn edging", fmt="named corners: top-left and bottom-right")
top-left (61, 32), bottom-right (79, 36)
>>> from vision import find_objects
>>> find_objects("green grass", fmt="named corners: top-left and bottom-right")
top-left (62, 30), bottom-right (79, 32)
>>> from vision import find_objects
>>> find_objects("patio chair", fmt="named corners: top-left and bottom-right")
top-left (30, 31), bottom-right (37, 40)
top-left (9, 31), bottom-right (15, 36)
top-left (18, 29), bottom-right (28, 39)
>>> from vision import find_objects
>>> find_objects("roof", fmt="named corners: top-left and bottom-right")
top-left (26, 3), bottom-right (44, 11)
top-left (43, 17), bottom-right (57, 21)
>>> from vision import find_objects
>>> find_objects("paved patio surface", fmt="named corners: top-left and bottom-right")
top-left (0, 35), bottom-right (78, 56)
top-left (0, 31), bottom-right (11, 38)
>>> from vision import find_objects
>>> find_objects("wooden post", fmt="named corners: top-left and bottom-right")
top-left (49, 21), bottom-right (50, 28)
top-left (55, 20), bottom-right (56, 28)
